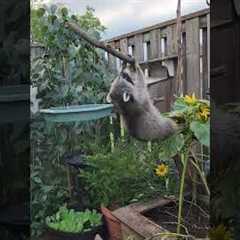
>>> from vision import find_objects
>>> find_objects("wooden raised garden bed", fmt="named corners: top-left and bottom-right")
top-left (111, 197), bottom-right (209, 240)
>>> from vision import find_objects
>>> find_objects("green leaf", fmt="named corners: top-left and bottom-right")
top-left (173, 98), bottom-right (188, 111)
top-left (159, 133), bottom-right (185, 159)
top-left (33, 176), bottom-right (42, 184)
top-left (36, 8), bottom-right (45, 17)
top-left (46, 207), bottom-right (102, 233)
top-left (190, 121), bottom-right (210, 147)
top-left (61, 7), bottom-right (68, 16)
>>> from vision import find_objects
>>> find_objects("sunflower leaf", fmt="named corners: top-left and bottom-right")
top-left (190, 121), bottom-right (210, 147)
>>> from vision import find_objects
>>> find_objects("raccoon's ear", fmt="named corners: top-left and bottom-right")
top-left (123, 91), bottom-right (131, 103)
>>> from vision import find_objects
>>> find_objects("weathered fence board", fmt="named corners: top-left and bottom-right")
top-left (134, 34), bottom-right (144, 62)
top-left (149, 29), bottom-right (160, 59)
top-left (108, 42), bottom-right (117, 70)
top-left (202, 27), bottom-right (209, 99)
top-left (166, 25), bottom-right (177, 56)
top-left (185, 17), bottom-right (201, 97)
top-left (120, 38), bottom-right (128, 54)
top-left (128, 36), bottom-right (135, 46)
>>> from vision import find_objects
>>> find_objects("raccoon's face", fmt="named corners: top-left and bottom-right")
top-left (107, 65), bottom-right (137, 112)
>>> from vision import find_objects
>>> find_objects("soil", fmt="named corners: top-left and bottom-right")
top-left (143, 200), bottom-right (209, 238)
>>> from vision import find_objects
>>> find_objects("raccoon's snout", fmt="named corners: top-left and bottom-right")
top-left (107, 91), bottom-right (132, 104)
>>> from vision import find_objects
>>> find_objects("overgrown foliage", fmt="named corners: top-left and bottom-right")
top-left (31, 4), bottom-right (114, 238)
top-left (80, 140), bottom-right (178, 209)
top-left (31, 5), bottom-right (113, 108)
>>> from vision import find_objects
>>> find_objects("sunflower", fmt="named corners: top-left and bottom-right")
top-left (197, 105), bottom-right (210, 121)
top-left (183, 93), bottom-right (197, 105)
top-left (155, 163), bottom-right (169, 177)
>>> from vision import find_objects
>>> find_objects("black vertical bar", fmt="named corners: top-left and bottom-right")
top-left (210, 0), bottom-right (240, 238)
top-left (0, 0), bottom-right (30, 239)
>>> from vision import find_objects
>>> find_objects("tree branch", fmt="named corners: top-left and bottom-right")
top-left (65, 21), bottom-right (136, 65)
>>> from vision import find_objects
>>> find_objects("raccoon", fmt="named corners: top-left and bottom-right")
top-left (106, 62), bottom-right (177, 141)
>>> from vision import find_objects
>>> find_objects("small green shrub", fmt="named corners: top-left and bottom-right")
top-left (79, 140), bottom-right (178, 209)
top-left (46, 206), bottom-right (102, 233)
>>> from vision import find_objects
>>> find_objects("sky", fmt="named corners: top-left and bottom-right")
top-left (42, 0), bottom-right (209, 39)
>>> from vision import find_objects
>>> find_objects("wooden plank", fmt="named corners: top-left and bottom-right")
top-left (182, 32), bottom-right (187, 95)
top-left (108, 42), bottom-right (117, 71)
top-left (143, 32), bottom-right (150, 42)
top-left (131, 197), bottom-right (173, 213)
top-left (207, 13), bottom-right (210, 98)
top-left (113, 197), bottom-right (174, 239)
top-left (147, 76), bottom-right (168, 86)
top-left (120, 38), bottom-right (128, 54)
top-left (199, 15), bottom-right (207, 28)
top-left (128, 36), bottom-right (135, 46)
top-left (160, 28), bottom-right (167, 37)
top-left (113, 207), bottom-right (165, 239)
top-left (134, 34), bottom-right (144, 62)
top-left (149, 29), bottom-right (160, 59)
top-left (185, 17), bottom-right (201, 96)
top-left (166, 25), bottom-right (177, 56)
top-left (202, 27), bottom-right (208, 99)
top-left (159, 28), bottom-right (167, 58)
top-left (121, 224), bottom-right (144, 240)
top-left (138, 54), bottom-right (178, 65)
top-left (114, 40), bottom-right (120, 49)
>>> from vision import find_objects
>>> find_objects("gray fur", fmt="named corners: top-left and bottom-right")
top-left (107, 63), bottom-right (177, 141)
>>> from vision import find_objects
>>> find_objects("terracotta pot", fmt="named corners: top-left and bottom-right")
top-left (101, 207), bottom-right (122, 240)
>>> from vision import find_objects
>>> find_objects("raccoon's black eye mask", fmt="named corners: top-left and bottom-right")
top-left (121, 72), bottom-right (134, 85)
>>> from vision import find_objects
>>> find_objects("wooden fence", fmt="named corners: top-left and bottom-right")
top-left (105, 9), bottom-right (210, 112)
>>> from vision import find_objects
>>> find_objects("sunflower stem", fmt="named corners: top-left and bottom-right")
top-left (109, 116), bottom-right (115, 152)
top-left (177, 151), bottom-right (189, 235)
top-left (190, 158), bottom-right (210, 196)
top-left (120, 115), bottom-right (125, 141)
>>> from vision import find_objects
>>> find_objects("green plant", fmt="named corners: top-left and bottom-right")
top-left (209, 224), bottom-right (233, 240)
top-left (46, 206), bottom-right (102, 233)
top-left (31, 4), bottom-right (114, 108)
top-left (79, 140), bottom-right (178, 209)
top-left (31, 162), bottom-right (68, 237)
top-left (161, 93), bottom-right (210, 235)
top-left (31, 4), bottom-right (115, 238)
